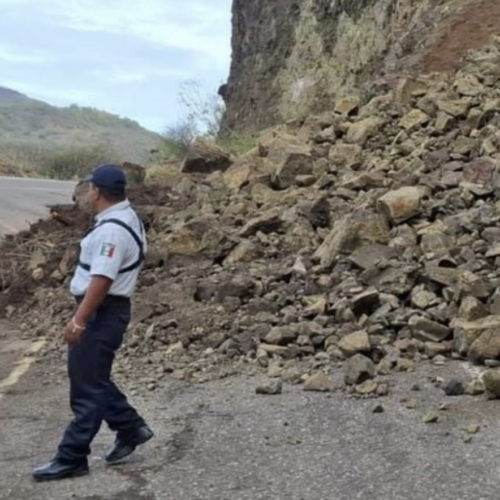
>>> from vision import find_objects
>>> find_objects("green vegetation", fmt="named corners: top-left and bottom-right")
top-left (218, 134), bottom-right (257, 156)
top-left (37, 145), bottom-right (121, 180)
top-left (0, 87), bottom-right (162, 175)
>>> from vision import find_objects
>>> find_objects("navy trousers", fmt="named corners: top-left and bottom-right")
top-left (57, 298), bottom-right (145, 464)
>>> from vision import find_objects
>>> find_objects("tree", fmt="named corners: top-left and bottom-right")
top-left (178, 79), bottom-right (226, 139)
top-left (161, 119), bottom-right (198, 159)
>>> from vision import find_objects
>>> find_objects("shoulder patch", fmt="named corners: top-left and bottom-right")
top-left (100, 243), bottom-right (116, 258)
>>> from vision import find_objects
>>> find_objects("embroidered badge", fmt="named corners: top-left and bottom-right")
top-left (100, 243), bottom-right (116, 258)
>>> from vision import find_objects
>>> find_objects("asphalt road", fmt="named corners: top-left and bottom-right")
top-left (0, 177), bottom-right (76, 236)
top-left (1, 324), bottom-right (500, 500)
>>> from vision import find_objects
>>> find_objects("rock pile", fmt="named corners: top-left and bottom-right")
top-left (6, 39), bottom-right (500, 392)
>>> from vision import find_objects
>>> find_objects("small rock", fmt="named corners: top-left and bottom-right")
top-left (344, 354), bottom-right (376, 386)
top-left (465, 378), bottom-right (485, 396)
top-left (303, 372), bottom-right (334, 392)
top-left (405, 399), bottom-right (419, 410)
top-left (355, 380), bottom-right (378, 395)
top-left (335, 96), bottom-right (361, 116)
top-left (482, 369), bottom-right (500, 398)
top-left (351, 289), bottom-right (380, 316)
top-left (465, 424), bottom-right (481, 435)
top-left (455, 74), bottom-right (484, 97)
top-left (265, 326), bottom-right (298, 346)
top-left (433, 355), bottom-right (447, 366)
top-left (400, 109), bottom-right (430, 131)
top-left (339, 330), bottom-right (371, 357)
top-left (422, 411), bottom-right (440, 424)
top-left (346, 117), bottom-right (384, 145)
top-left (425, 342), bottom-right (451, 359)
top-left (409, 316), bottom-right (451, 343)
top-left (256, 380), bottom-right (283, 395)
top-left (396, 358), bottom-right (415, 372)
top-left (376, 383), bottom-right (389, 397)
top-left (443, 378), bottom-right (466, 397)
top-left (378, 186), bottom-right (426, 223)
top-left (372, 404), bottom-right (385, 414)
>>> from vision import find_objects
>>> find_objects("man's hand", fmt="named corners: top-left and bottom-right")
top-left (64, 319), bottom-right (86, 346)
top-left (65, 275), bottom-right (112, 346)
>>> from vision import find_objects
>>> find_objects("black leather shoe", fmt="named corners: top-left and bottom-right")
top-left (33, 459), bottom-right (89, 482)
top-left (106, 425), bottom-right (154, 465)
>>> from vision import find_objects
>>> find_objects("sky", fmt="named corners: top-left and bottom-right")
top-left (0, 0), bottom-right (233, 132)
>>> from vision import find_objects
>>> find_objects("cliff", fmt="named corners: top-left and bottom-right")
top-left (222, 0), bottom-right (500, 133)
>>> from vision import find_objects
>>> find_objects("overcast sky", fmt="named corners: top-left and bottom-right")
top-left (0, 0), bottom-right (233, 132)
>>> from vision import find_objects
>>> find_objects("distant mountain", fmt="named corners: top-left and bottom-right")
top-left (0, 87), bottom-right (27, 103)
top-left (0, 86), bottom-right (162, 167)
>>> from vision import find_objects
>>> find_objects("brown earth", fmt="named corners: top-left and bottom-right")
top-left (423, 0), bottom-right (500, 73)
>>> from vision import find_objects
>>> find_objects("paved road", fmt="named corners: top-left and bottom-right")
top-left (0, 177), bottom-right (76, 236)
top-left (1, 326), bottom-right (500, 500)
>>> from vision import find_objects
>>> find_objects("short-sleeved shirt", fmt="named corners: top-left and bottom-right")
top-left (70, 200), bottom-right (147, 298)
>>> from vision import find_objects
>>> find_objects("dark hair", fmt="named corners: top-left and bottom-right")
top-left (97, 186), bottom-right (126, 202)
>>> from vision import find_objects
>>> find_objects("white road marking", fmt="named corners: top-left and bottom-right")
top-left (0, 338), bottom-right (47, 402)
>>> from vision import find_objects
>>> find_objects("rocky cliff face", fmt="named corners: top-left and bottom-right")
top-left (222, 0), bottom-right (500, 133)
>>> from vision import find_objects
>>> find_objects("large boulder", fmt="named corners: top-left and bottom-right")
top-left (268, 139), bottom-right (314, 189)
top-left (469, 329), bottom-right (500, 364)
top-left (425, 266), bottom-right (491, 299)
top-left (329, 143), bottom-right (363, 169)
top-left (409, 316), bottom-right (451, 343)
top-left (223, 156), bottom-right (267, 190)
top-left (314, 209), bottom-right (390, 267)
top-left (378, 187), bottom-right (428, 223)
top-left (345, 117), bottom-right (384, 145)
top-left (122, 162), bottom-right (146, 184)
top-left (453, 316), bottom-right (500, 358)
top-left (181, 138), bottom-right (232, 174)
top-left (400, 109), bottom-right (431, 131)
top-left (166, 217), bottom-right (235, 260)
top-left (339, 330), bottom-right (371, 357)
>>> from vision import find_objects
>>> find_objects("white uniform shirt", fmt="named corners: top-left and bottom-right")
top-left (70, 200), bottom-right (147, 298)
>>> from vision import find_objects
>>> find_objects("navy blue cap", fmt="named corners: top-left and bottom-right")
top-left (84, 164), bottom-right (127, 191)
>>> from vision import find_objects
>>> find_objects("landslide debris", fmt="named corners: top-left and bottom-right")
top-left (4, 40), bottom-right (500, 395)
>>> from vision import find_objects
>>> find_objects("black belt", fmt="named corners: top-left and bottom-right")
top-left (74, 295), bottom-right (130, 305)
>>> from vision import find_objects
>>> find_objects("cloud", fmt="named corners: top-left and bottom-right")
top-left (0, 43), bottom-right (50, 64)
top-left (31, 0), bottom-right (231, 68)
top-left (89, 67), bottom-right (193, 85)
top-left (0, 0), bottom-right (232, 132)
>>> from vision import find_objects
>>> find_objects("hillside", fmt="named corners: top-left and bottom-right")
top-left (0, 87), bottom-right (162, 167)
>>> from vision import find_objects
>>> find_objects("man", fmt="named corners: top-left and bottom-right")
top-left (33, 165), bottom-right (153, 482)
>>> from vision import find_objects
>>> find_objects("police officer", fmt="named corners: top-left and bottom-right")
top-left (34, 165), bottom-right (153, 482)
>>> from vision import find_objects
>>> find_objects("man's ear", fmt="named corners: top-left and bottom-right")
top-left (89, 184), bottom-right (100, 199)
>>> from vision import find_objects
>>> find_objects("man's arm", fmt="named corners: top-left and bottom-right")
top-left (75, 275), bottom-right (112, 324)
top-left (66, 226), bottom-right (127, 345)
top-left (65, 276), bottom-right (112, 345)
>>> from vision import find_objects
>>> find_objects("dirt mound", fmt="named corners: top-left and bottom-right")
top-left (0, 186), bottom-right (182, 315)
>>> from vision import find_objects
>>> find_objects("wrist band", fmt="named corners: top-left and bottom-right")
top-left (71, 318), bottom-right (86, 331)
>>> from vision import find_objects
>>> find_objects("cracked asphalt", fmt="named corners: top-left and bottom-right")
top-left (2, 318), bottom-right (500, 500)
